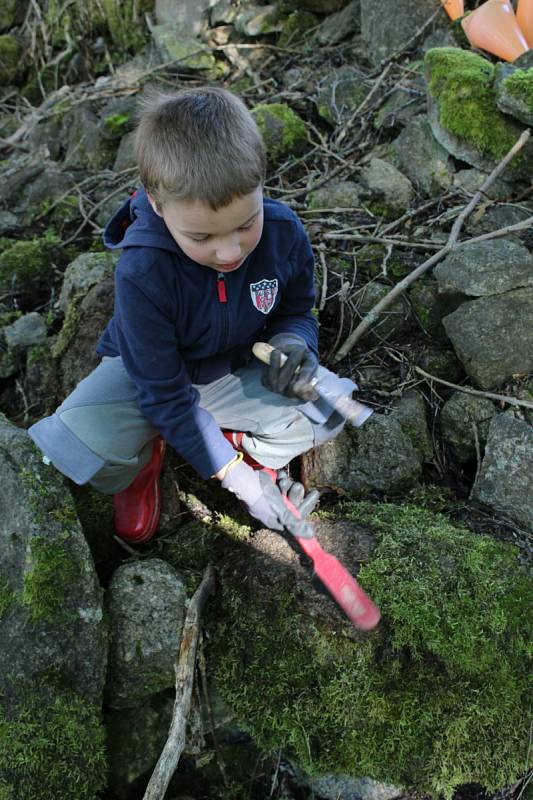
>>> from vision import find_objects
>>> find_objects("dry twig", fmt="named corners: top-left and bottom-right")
top-left (333, 129), bottom-right (531, 362)
top-left (143, 566), bottom-right (215, 800)
top-left (413, 366), bottom-right (533, 411)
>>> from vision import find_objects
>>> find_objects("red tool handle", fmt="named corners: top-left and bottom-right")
top-left (282, 496), bottom-right (380, 631)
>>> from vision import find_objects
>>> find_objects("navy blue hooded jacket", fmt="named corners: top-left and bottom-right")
top-left (97, 187), bottom-right (318, 479)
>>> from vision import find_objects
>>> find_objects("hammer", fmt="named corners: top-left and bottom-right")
top-left (253, 342), bottom-right (373, 427)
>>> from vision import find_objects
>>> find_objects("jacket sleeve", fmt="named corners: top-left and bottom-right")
top-left (264, 219), bottom-right (319, 356)
top-left (113, 267), bottom-right (236, 479)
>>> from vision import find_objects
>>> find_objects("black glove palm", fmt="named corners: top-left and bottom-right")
top-left (262, 334), bottom-right (319, 402)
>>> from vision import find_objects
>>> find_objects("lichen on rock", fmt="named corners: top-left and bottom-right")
top-left (252, 102), bottom-right (308, 159)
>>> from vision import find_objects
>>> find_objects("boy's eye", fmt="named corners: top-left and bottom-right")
top-left (238, 222), bottom-right (254, 231)
top-left (189, 235), bottom-right (209, 243)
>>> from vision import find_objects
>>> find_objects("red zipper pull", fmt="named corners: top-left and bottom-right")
top-left (217, 273), bottom-right (227, 303)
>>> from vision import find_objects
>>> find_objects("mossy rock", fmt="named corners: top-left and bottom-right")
top-left (424, 47), bottom-right (532, 178)
top-left (0, 34), bottom-right (22, 85)
top-left (497, 65), bottom-right (533, 127)
top-left (211, 500), bottom-right (531, 799)
top-left (0, 682), bottom-right (107, 800)
top-left (277, 9), bottom-right (318, 47)
top-left (251, 102), bottom-right (308, 160)
top-left (0, 234), bottom-right (63, 303)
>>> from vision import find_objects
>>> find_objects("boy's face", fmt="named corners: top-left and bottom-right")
top-left (148, 187), bottom-right (264, 273)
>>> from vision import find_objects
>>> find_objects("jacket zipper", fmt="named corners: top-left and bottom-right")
top-left (217, 273), bottom-right (229, 351)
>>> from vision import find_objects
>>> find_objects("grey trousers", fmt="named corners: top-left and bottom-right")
top-left (28, 356), bottom-right (355, 494)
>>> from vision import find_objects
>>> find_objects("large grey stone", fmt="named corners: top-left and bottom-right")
top-left (63, 104), bottom-right (117, 171)
top-left (358, 157), bottom-right (414, 214)
top-left (301, 412), bottom-right (422, 495)
top-left (442, 288), bottom-right (533, 389)
top-left (316, 0), bottom-right (360, 46)
top-left (308, 179), bottom-right (361, 210)
top-left (434, 239), bottom-right (533, 298)
top-left (471, 414), bottom-right (533, 532)
top-left (440, 391), bottom-right (496, 463)
top-left (356, 280), bottom-right (415, 340)
top-left (393, 390), bottom-right (433, 462)
top-left (3, 312), bottom-right (46, 350)
top-left (360, 0), bottom-right (444, 65)
top-left (0, 415), bottom-right (106, 711)
top-left (58, 250), bottom-right (119, 312)
top-left (392, 117), bottom-right (454, 196)
top-left (105, 559), bottom-right (186, 709)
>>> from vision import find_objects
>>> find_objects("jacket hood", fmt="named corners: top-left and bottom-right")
top-left (102, 186), bottom-right (182, 255)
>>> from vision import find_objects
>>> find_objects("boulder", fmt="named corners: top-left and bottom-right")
top-left (392, 116), bottom-right (454, 196)
top-left (316, 65), bottom-right (372, 126)
top-left (150, 23), bottom-right (218, 72)
top-left (0, 415), bottom-right (107, 798)
top-left (52, 267), bottom-right (116, 397)
top-left (452, 167), bottom-right (516, 201)
top-left (494, 63), bottom-right (533, 128)
top-left (356, 280), bottom-right (416, 340)
top-left (155, 0), bottom-right (210, 32)
top-left (0, 312), bottom-right (47, 378)
top-left (442, 287), bottom-right (533, 389)
top-left (471, 414), bottom-right (533, 532)
top-left (308, 179), bottom-right (361, 209)
top-left (58, 250), bottom-right (119, 313)
top-left (63, 104), bottom-right (118, 171)
top-left (360, 0), bottom-right (444, 65)
top-left (113, 130), bottom-right (137, 172)
top-left (424, 48), bottom-right (533, 182)
top-left (434, 239), bottom-right (533, 299)
top-left (393, 390), bottom-right (433, 462)
top-left (301, 411), bottom-right (422, 495)
top-left (465, 202), bottom-right (533, 237)
top-left (316, 0), bottom-right (360, 46)
top-left (358, 157), bottom-right (414, 215)
top-left (105, 558), bottom-right (186, 708)
top-left (251, 103), bottom-right (307, 159)
top-left (234, 5), bottom-right (282, 36)
top-left (440, 391), bottom-right (496, 463)
top-left (211, 500), bottom-right (531, 798)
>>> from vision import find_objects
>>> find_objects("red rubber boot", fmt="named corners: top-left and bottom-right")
top-left (113, 436), bottom-right (166, 544)
top-left (222, 430), bottom-right (278, 483)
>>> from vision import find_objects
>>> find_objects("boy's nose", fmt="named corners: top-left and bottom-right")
top-left (215, 238), bottom-right (241, 264)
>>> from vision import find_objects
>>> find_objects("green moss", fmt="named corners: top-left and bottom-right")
top-left (102, 112), bottom-right (130, 136)
top-left (0, 684), bottom-right (107, 800)
top-left (0, 35), bottom-right (22, 85)
top-left (0, 577), bottom-right (15, 619)
top-left (0, 234), bottom-right (62, 297)
top-left (22, 534), bottom-right (79, 623)
top-left (252, 103), bottom-right (308, 159)
top-left (502, 68), bottom-right (533, 111)
top-left (277, 10), bottom-right (317, 47)
top-left (213, 499), bottom-right (531, 799)
top-left (425, 47), bottom-right (526, 166)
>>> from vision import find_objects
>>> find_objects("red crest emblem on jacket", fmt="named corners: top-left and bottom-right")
top-left (250, 278), bottom-right (278, 315)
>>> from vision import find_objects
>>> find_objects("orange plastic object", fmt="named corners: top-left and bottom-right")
top-left (517, 0), bottom-right (533, 48)
top-left (441, 0), bottom-right (464, 20)
top-left (461, 0), bottom-right (529, 62)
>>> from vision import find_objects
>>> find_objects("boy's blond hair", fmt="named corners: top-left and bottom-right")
top-left (134, 85), bottom-right (266, 210)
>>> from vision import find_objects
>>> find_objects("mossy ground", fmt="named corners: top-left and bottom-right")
top-left (425, 48), bottom-right (527, 168)
top-left (0, 682), bottom-right (107, 800)
top-left (211, 497), bottom-right (531, 800)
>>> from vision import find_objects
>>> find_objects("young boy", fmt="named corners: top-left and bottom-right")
top-left (28, 86), bottom-right (357, 543)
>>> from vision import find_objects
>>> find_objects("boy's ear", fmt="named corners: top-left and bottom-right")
top-left (147, 192), bottom-right (162, 217)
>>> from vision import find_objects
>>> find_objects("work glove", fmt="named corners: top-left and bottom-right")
top-left (277, 469), bottom-right (320, 518)
top-left (221, 459), bottom-right (315, 537)
top-left (262, 333), bottom-right (319, 402)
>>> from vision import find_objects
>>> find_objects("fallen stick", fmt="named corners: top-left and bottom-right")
top-left (142, 566), bottom-right (215, 800)
top-left (413, 366), bottom-right (533, 411)
top-left (333, 129), bottom-right (531, 362)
